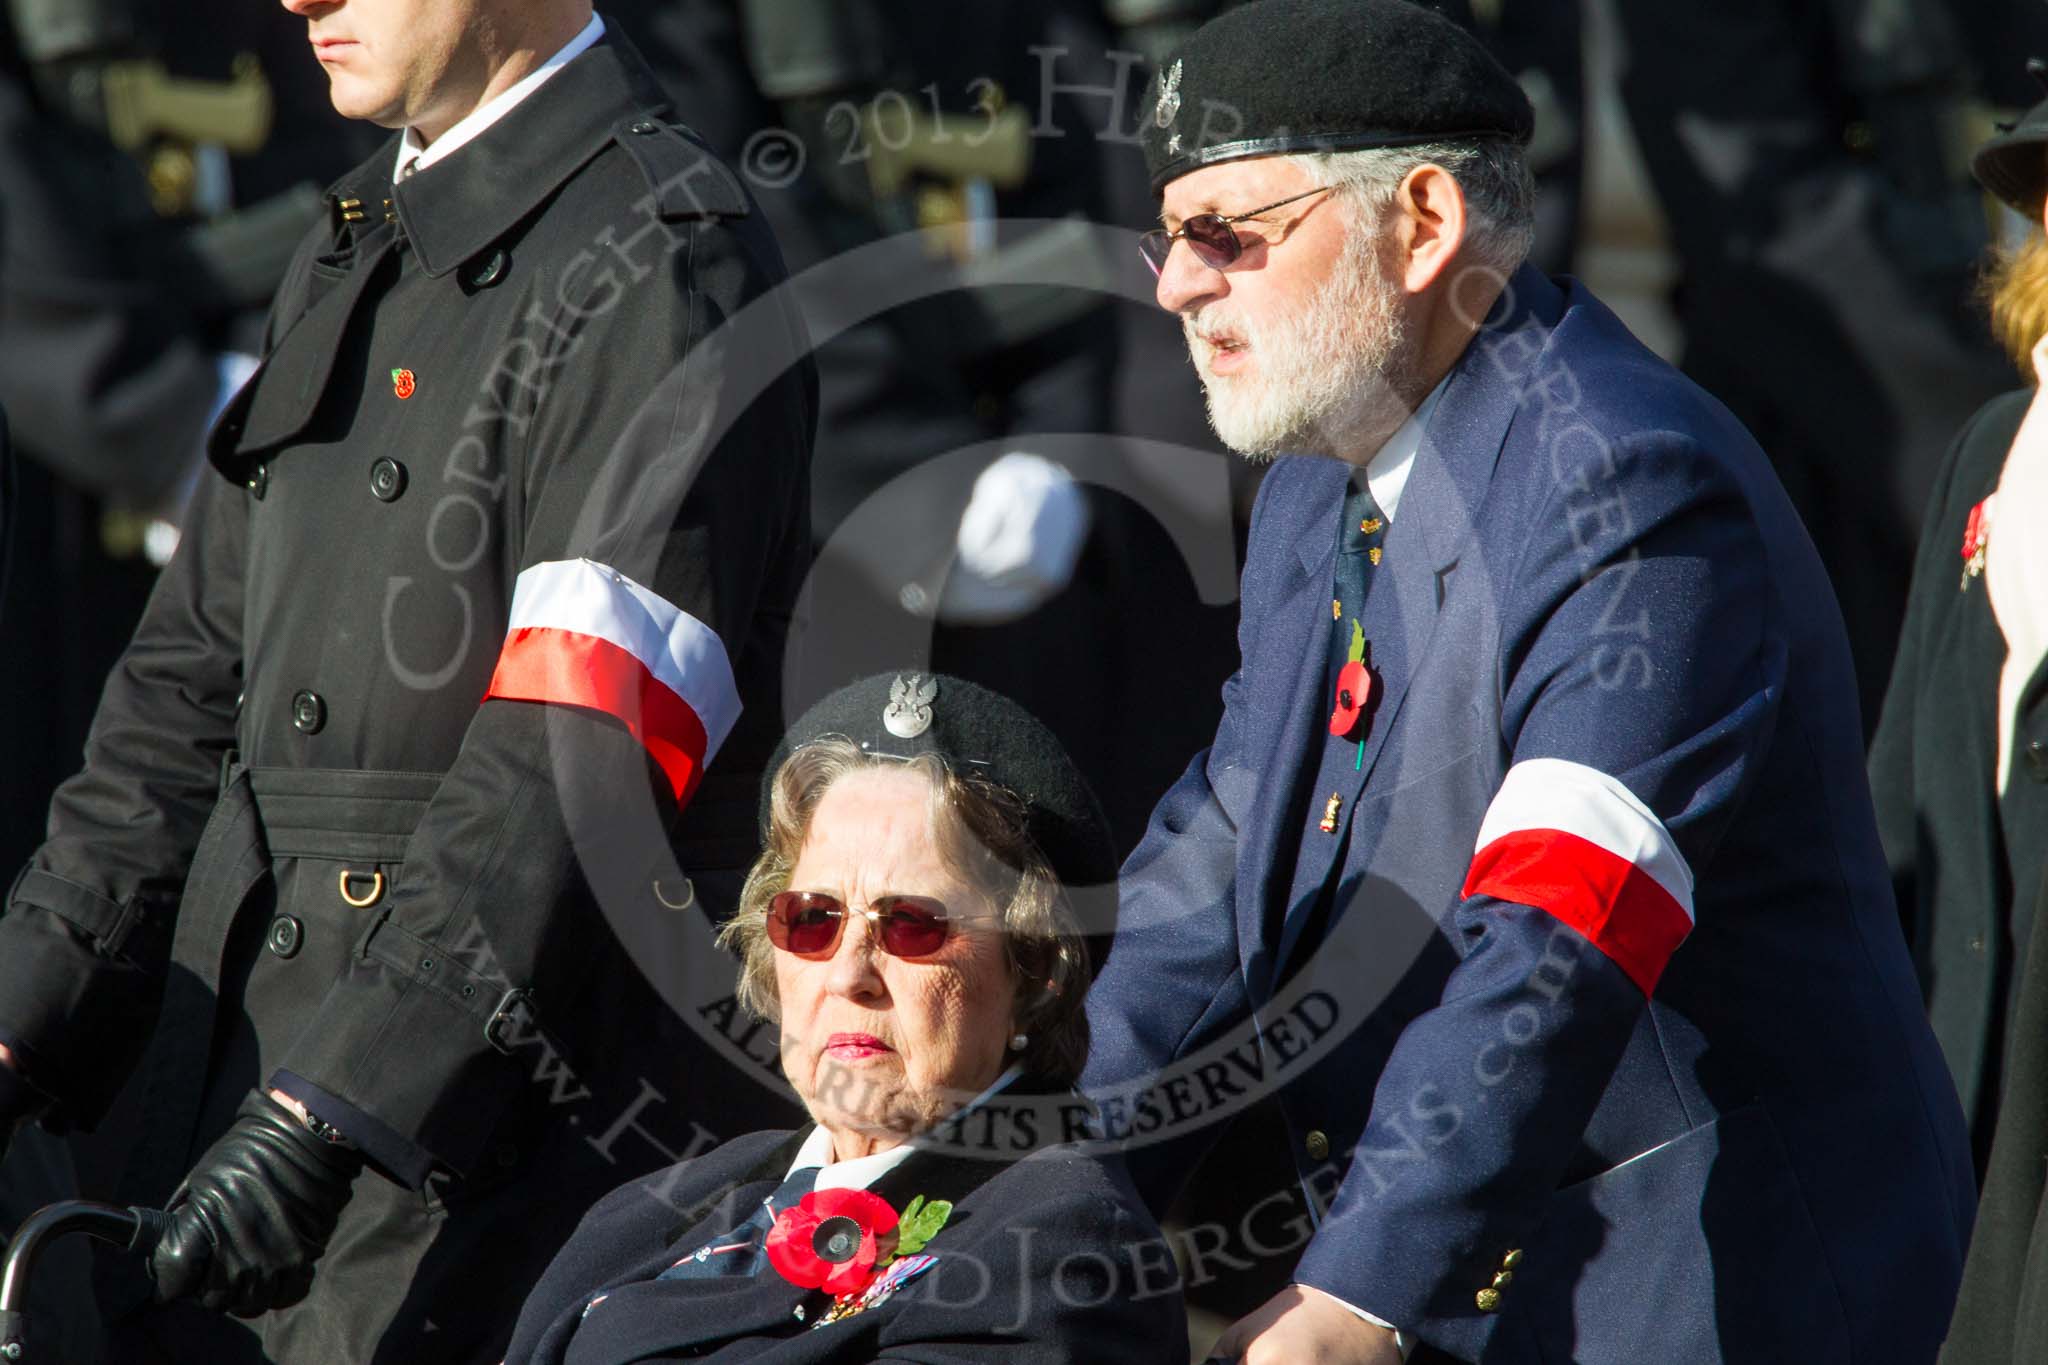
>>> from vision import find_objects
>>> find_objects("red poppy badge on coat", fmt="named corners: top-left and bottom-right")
top-left (1329, 619), bottom-right (1373, 740)
top-left (391, 367), bottom-right (417, 400)
top-left (765, 1188), bottom-right (901, 1298)
top-left (1960, 495), bottom-right (1995, 590)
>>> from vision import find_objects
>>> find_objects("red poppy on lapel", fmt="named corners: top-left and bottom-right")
top-left (391, 367), bottom-right (417, 400)
top-left (1960, 496), bottom-right (1994, 590)
top-left (1330, 659), bottom-right (1373, 738)
top-left (765, 1189), bottom-right (901, 1298)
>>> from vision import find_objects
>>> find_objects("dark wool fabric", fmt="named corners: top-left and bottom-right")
top-left (1139, 0), bottom-right (1533, 192)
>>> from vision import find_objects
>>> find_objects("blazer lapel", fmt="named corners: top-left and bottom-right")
top-left (1267, 266), bottom-right (1562, 982)
top-left (1239, 457), bottom-right (1352, 996)
top-left (207, 155), bottom-right (406, 479)
top-left (1353, 264), bottom-right (1558, 789)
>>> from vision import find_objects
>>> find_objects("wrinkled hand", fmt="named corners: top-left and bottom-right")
top-left (149, 1090), bottom-right (363, 1316)
top-left (1206, 1285), bottom-right (1403, 1365)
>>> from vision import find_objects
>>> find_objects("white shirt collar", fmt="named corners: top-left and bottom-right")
top-left (787, 1065), bottom-right (1026, 1192)
top-left (394, 13), bottom-right (605, 182)
top-left (1361, 374), bottom-right (1450, 523)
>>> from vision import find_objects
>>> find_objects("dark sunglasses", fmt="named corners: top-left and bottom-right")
top-left (1138, 185), bottom-right (1334, 276)
top-left (766, 890), bottom-right (953, 959)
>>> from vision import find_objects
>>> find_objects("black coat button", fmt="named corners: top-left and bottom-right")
top-left (247, 464), bottom-right (269, 499)
top-left (267, 915), bottom-right (304, 959)
top-left (369, 457), bottom-right (408, 501)
top-left (291, 689), bottom-right (326, 734)
top-left (467, 249), bottom-right (508, 288)
top-left (2027, 739), bottom-right (2048, 782)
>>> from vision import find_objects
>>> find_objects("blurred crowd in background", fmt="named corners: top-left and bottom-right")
top-left (5, 0), bottom-right (2048, 1339)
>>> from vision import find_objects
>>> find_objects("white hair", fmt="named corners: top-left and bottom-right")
top-left (1178, 138), bottom-right (1533, 463)
top-left (1295, 139), bottom-right (1536, 273)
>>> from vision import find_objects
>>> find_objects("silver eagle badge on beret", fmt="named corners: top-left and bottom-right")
top-left (883, 673), bottom-right (939, 739)
top-left (1154, 59), bottom-right (1183, 129)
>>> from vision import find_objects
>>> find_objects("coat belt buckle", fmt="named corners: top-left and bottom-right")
top-left (483, 988), bottom-right (537, 1055)
top-left (337, 869), bottom-right (385, 908)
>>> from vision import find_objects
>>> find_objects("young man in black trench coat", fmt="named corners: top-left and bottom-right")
top-left (0, 2), bottom-right (816, 1360)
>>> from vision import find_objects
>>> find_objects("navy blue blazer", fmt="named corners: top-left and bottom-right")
top-left (503, 1124), bottom-right (1187, 1364)
top-left (1084, 266), bottom-right (1975, 1363)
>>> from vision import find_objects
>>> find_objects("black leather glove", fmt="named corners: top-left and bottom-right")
top-left (149, 1090), bottom-right (364, 1316)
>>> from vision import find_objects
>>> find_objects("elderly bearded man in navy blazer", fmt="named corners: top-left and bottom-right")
top-left (1080, 3), bottom-right (1976, 1363)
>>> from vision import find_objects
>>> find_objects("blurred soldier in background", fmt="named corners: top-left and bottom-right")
top-left (0, 0), bottom-right (380, 878)
top-left (1956, 0), bottom-right (2048, 111)
top-left (1437, 1), bottom-right (1586, 274)
top-left (1616, 0), bottom-right (2011, 731)
top-left (1101, 0), bottom-right (1222, 67)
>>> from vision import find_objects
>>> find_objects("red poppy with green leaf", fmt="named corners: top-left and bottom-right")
top-left (765, 1188), bottom-right (953, 1306)
top-left (1330, 619), bottom-right (1372, 739)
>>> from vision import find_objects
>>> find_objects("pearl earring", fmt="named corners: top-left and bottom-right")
top-left (1009, 1032), bottom-right (1029, 1052)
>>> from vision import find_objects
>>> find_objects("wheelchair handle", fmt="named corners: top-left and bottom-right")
top-left (1, 1202), bottom-right (168, 1360)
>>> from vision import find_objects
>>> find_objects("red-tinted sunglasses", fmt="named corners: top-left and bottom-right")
top-left (1138, 185), bottom-right (1334, 276)
top-left (766, 891), bottom-right (953, 959)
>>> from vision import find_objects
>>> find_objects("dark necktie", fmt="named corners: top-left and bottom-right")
top-left (657, 1164), bottom-right (820, 1281)
top-left (1326, 480), bottom-right (1390, 744)
top-left (1267, 481), bottom-right (1391, 961)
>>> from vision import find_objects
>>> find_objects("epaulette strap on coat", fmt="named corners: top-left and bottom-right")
top-left (611, 117), bottom-right (751, 222)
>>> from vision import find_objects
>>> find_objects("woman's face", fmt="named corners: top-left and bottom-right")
top-left (774, 766), bottom-right (1020, 1157)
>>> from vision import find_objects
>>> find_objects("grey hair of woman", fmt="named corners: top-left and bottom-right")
top-left (717, 736), bottom-right (1095, 1087)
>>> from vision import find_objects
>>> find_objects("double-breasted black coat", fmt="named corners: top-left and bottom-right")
top-left (1870, 388), bottom-right (2048, 1160)
top-left (0, 31), bottom-right (815, 1364)
top-left (503, 1123), bottom-right (1189, 1364)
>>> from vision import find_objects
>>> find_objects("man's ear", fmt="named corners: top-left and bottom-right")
top-left (1390, 162), bottom-right (1469, 295)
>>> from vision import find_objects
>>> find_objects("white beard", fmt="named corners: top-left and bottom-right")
top-left (1184, 229), bottom-right (1418, 462)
